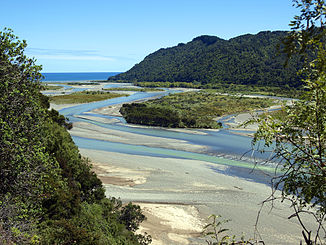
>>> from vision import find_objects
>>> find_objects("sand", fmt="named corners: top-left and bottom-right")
top-left (70, 121), bottom-right (207, 153)
top-left (80, 148), bottom-right (311, 245)
top-left (49, 91), bottom-right (310, 244)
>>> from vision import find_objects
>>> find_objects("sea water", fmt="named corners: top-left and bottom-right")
top-left (41, 72), bottom-right (120, 82)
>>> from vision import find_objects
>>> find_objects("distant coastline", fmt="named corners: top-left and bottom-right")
top-left (41, 72), bottom-right (121, 82)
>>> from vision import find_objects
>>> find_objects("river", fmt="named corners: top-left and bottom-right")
top-left (46, 80), bottom-right (307, 244)
top-left (53, 83), bottom-right (279, 185)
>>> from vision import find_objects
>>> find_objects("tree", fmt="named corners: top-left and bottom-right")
top-left (201, 214), bottom-right (264, 245)
top-left (252, 1), bottom-right (326, 243)
top-left (0, 27), bottom-right (62, 243)
top-left (0, 28), bottom-right (150, 244)
top-left (119, 202), bottom-right (146, 232)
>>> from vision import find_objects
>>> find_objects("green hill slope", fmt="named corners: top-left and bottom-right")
top-left (109, 31), bottom-right (302, 88)
top-left (0, 29), bottom-right (149, 244)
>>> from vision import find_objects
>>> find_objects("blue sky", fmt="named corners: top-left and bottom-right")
top-left (1, 0), bottom-right (297, 72)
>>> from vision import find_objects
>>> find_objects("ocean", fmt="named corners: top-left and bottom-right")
top-left (41, 72), bottom-right (120, 82)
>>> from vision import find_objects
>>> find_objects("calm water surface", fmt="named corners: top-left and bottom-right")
top-left (42, 72), bottom-right (120, 82)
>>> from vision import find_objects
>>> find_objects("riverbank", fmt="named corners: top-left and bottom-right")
top-left (69, 120), bottom-right (208, 153)
top-left (223, 102), bottom-right (294, 136)
top-left (49, 87), bottom-right (306, 244)
top-left (81, 148), bottom-right (305, 244)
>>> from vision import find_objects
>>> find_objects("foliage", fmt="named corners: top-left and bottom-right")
top-left (109, 31), bottom-right (304, 91)
top-left (39, 199), bottom-right (146, 245)
top-left (103, 87), bottom-right (164, 92)
top-left (66, 82), bottom-right (101, 85)
top-left (49, 90), bottom-right (127, 104)
top-left (0, 27), bottom-right (60, 243)
top-left (252, 1), bottom-right (326, 243)
top-left (258, 107), bottom-right (288, 121)
top-left (120, 91), bottom-right (277, 129)
top-left (134, 81), bottom-right (301, 98)
top-left (0, 28), bottom-right (149, 244)
top-left (202, 215), bottom-right (263, 245)
top-left (47, 107), bottom-right (73, 130)
top-left (119, 202), bottom-right (146, 232)
top-left (42, 85), bottom-right (62, 90)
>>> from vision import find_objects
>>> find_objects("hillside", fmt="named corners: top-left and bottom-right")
top-left (108, 31), bottom-right (303, 88)
top-left (0, 29), bottom-right (149, 244)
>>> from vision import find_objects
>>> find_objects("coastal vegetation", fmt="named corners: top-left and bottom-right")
top-left (258, 108), bottom-right (287, 121)
top-left (103, 87), bottom-right (164, 92)
top-left (2, 0), bottom-right (326, 243)
top-left (66, 82), bottom-right (101, 85)
top-left (0, 29), bottom-right (149, 244)
top-left (49, 90), bottom-right (127, 104)
top-left (108, 31), bottom-right (304, 93)
top-left (43, 85), bottom-right (63, 90)
top-left (252, 1), bottom-right (326, 243)
top-left (133, 81), bottom-right (301, 98)
top-left (120, 91), bottom-right (277, 129)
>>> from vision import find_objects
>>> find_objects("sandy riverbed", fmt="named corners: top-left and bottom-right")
top-left (81, 148), bottom-right (311, 245)
top-left (223, 102), bottom-right (294, 136)
top-left (70, 120), bottom-right (208, 153)
top-left (50, 93), bottom-right (309, 244)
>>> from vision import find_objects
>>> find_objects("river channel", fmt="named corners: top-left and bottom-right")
top-left (45, 80), bottom-right (311, 244)
top-left (53, 83), bottom-right (280, 185)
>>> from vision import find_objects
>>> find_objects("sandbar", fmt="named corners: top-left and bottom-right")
top-left (81, 148), bottom-right (311, 245)
top-left (70, 121), bottom-right (207, 153)
top-left (49, 93), bottom-right (309, 244)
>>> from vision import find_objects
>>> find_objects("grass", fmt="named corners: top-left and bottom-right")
top-left (49, 91), bottom-right (127, 104)
top-left (66, 82), bottom-right (101, 85)
top-left (43, 85), bottom-right (63, 90)
top-left (103, 87), bottom-right (164, 92)
top-left (203, 87), bottom-right (300, 98)
top-left (120, 91), bottom-right (279, 129)
top-left (132, 81), bottom-right (301, 98)
top-left (259, 108), bottom-right (288, 120)
top-left (146, 91), bottom-right (278, 117)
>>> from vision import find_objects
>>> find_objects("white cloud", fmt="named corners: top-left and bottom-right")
top-left (34, 54), bottom-right (115, 61)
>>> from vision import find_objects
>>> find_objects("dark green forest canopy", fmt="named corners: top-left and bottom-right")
top-left (109, 31), bottom-right (303, 88)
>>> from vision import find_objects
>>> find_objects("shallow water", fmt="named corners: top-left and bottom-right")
top-left (56, 82), bottom-right (280, 184)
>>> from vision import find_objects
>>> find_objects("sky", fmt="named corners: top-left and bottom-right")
top-left (0, 0), bottom-right (298, 72)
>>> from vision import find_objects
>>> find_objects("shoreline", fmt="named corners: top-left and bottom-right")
top-left (82, 148), bottom-right (306, 244)
top-left (70, 120), bottom-right (208, 153)
top-left (48, 92), bottom-right (306, 244)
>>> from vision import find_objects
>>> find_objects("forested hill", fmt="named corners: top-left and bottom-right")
top-left (108, 31), bottom-right (303, 88)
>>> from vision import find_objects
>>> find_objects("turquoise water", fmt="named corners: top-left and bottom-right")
top-left (53, 73), bottom-right (278, 184)
top-left (60, 90), bottom-right (274, 163)
top-left (73, 136), bottom-right (275, 173)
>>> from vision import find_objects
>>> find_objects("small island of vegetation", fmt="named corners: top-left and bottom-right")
top-left (43, 84), bottom-right (63, 90)
top-left (120, 91), bottom-right (277, 129)
top-left (49, 90), bottom-right (127, 104)
top-left (103, 87), bottom-right (165, 92)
